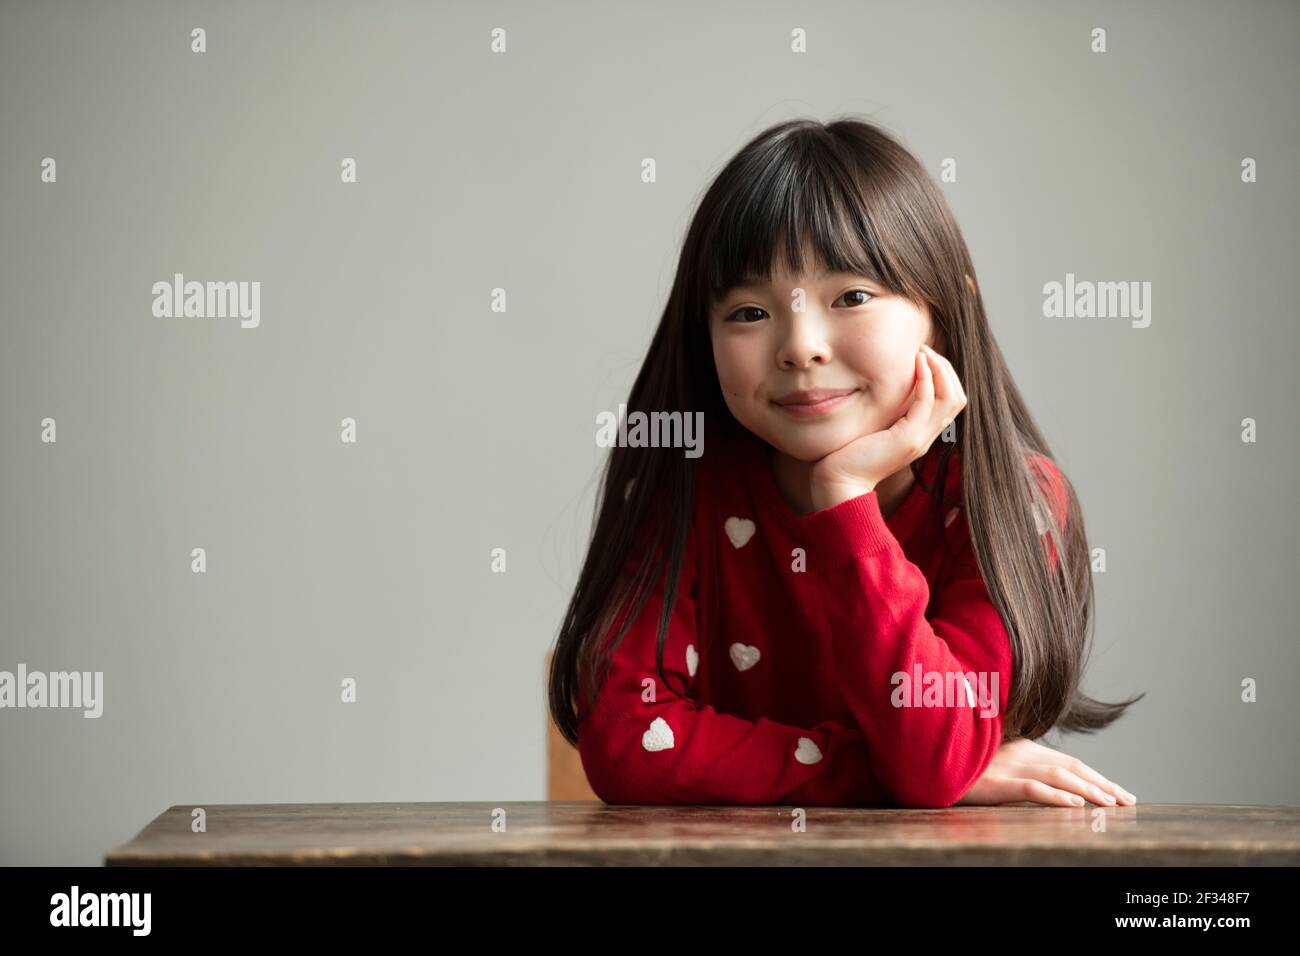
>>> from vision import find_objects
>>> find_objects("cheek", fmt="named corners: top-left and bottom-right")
top-left (843, 335), bottom-right (919, 409)
top-left (711, 339), bottom-right (759, 397)
top-left (842, 333), bottom-right (901, 388)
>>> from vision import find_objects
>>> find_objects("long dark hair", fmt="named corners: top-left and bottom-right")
top-left (548, 117), bottom-right (1142, 749)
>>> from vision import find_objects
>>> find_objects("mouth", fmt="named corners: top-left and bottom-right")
top-left (771, 388), bottom-right (860, 418)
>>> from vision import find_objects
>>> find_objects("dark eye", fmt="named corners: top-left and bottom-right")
top-left (835, 289), bottom-right (875, 307)
top-left (724, 306), bottom-right (768, 323)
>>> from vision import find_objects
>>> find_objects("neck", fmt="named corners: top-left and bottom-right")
top-left (769, 446), bottom-right (917, 518)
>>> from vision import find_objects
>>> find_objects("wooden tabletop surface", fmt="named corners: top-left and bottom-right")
top-left (103, 801), bottom-right (1300, 865)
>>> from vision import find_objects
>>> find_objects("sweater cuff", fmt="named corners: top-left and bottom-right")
top-left (799, 488), bottom-right (898, 568)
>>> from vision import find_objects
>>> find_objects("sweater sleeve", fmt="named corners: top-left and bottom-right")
top-left (799, 458), bottom-right (1068, 809)
top-left (576, 516), bottom-right (891, 807)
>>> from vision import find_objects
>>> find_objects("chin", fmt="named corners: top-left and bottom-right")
top-left (768, 430), bottom-right (855, 462)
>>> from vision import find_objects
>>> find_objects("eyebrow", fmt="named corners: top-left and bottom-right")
top-left (728, 269), bottom-right (870, 291)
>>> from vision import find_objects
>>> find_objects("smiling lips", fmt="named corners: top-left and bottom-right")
top-left (771, 387), bottom-right (859, 417)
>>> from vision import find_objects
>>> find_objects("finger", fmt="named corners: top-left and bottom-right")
top-left (923, 344), bottom-right (967, 407)
top-left (889, 353), bottom-right (928, 440)
top-left (923, 344), bottom-right (966, 418)
top-left (1053, 758), bottom-right (1135, 806)
top-left (917, 349), bottom-right (954, 445)
top-left (910, 349), bottom-right (927, 400)
top-left (923, 346), bottom-right (949, 403)
top-left (1021, 779), bottom-right (1087, 808)
top-left (901, 349), bottom-right (935, 428)
top-left (1042, 765), bottom-right (1118, 806)
top-left (1036, 749), bottom-right (1135, 806)
top-left (919, 350), bottom-right (958, 445)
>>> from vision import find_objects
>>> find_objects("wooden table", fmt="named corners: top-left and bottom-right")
top-left (103, 802), bottom-right (1300, 865)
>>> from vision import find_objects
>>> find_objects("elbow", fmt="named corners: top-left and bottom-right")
top-left (577, 712), bottom-right (667, 806)
top-left (584, 768), bottom-right (636, 807)
top-left (582, 752), bottom-right (676, 807)
top-left (582, 751), bottom-right (640, 806)
top-left (578, 708), bottom-right (711, 806)
top-left (885, 723), bottom-right (1001, 809)
top-left (577, 714), bottom-right (629, 804)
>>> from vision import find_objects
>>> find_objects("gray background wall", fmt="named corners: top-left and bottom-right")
top-left (1, 0), bottom-right (1296, 865)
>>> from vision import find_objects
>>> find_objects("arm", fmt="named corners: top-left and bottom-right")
top-left (802, 458), bottom-right (1067, 808)
top-left (577, 517), bottom-right (891, 807)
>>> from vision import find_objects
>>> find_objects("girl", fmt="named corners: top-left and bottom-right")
top-left (548, 118), bottom-right (1142, 809)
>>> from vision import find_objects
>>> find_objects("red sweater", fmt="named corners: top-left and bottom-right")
top-left (577, 428), bottom-right (1066, 808)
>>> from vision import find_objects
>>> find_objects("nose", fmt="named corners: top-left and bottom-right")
top-left (775, 309), bottom-right (831, 369)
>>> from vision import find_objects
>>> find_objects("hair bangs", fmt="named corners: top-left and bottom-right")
top-left (698, 131), bottom-right (901, 317)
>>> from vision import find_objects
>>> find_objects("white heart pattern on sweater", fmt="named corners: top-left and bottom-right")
top-left (724, 516), bottom-right (756, 549)
top-left (641, 716), bottom-right (674, 752)
top-left (685, 643), bottom-right (698, 677)
top-left (729, 642), bottom-right (761, 672)
top-left (794, 737), bottom-right (823, 765)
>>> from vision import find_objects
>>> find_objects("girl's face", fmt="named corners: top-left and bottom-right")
top-left (708, 264), bottom-right (939, 462)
